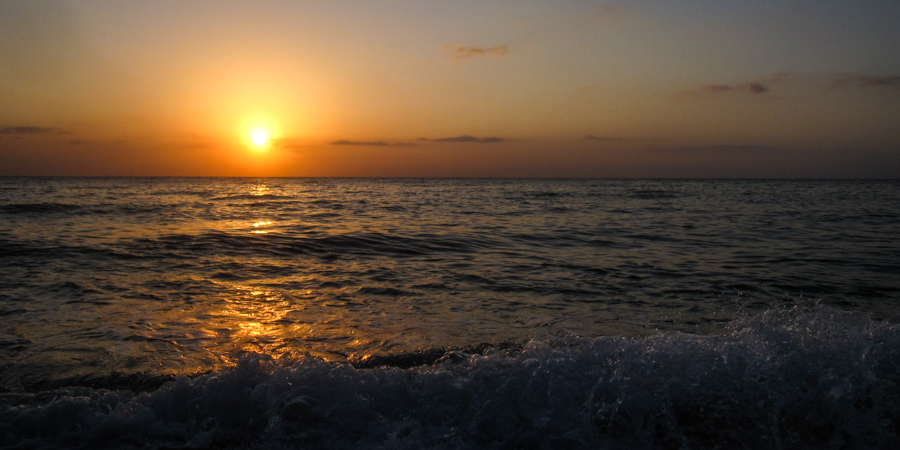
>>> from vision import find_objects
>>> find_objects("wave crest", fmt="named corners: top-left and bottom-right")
top-left (2, 306), bottom-right (898, 449)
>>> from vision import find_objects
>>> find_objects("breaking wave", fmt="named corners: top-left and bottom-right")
top-left (2, 306), bottom-right (898, 449)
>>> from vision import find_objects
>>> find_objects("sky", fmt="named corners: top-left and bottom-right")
top-left (1, 1), bottom-right (899, 178)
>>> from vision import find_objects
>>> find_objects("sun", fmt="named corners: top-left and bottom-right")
top-left (250, 129), bottom-right (269, 147)
top-left (238, 112), bottom-right (281, 150)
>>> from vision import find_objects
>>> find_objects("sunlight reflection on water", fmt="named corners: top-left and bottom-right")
top-left (1, 178), bottom-right (898, 384)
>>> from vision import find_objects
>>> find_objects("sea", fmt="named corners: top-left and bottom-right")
top-left (0, 177), bottom-right (898, 449)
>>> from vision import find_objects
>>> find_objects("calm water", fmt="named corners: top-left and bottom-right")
top-left (1, 177), bottom-right (899, 448)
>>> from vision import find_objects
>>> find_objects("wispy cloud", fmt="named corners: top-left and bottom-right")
top-left (269, 138), bottom-right (303, 149)
top-left (68, 139), bottom-right (124, 146)
top-left (444, 44), bottom-right (509, 61)
top-left (331, 139), bottom-right (389, 146)
top-left (831, 74), bottom-right (900, 88)
top-left (667, 144), bottom-right (775, 153)
top-left (585, 134), bottom-right (624, 142)
top-left (691, 72), bottom-right (900, 96)
top-left (419, 135), bottom-right (506, 144)
top-left (329, 139), bottom-right (416, 147)
top-left (0, 126), bottom-right (70, 136)
top-left (698, 82), bottom-right (769, 95)
top-left (689, 73), bottom-right (790, 96)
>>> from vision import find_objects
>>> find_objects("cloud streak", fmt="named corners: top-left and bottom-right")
top-left (331, 140), bottom-right (389, 146)
top-left (667, 144), bottom-right (775, 153)
top-left (444, 44), bottom-right (509, 61)
top-left (420, 135), bottom-right (506, 144)
top-left (329, 140), bottom-right (417, 147)
top-left (698, 82), bottom-right (769, 95)
top-left (0, 126), bottom-right (69, 136)
top-left (585, 134), bottom-right (624, 142)
top-left (689, 73), bottom-right (791, 96)
top-left (68, 139), bottom-right (124, 146)
top-left (269, 138), bottom-right (303, 149)
top-left (690, 72), bottom-right (900, 96)
top-left (831, 74), bottom-right (900, 88)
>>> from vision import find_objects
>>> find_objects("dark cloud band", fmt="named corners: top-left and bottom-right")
top-left (331, 140), bottom-right (389, 146)
top-left (420, 135), bottom-right (505, 143)
top-left (832, 74), bottom-right (900, 88)
top-left (0, 126), bottom-right (69, 135)
top-left (585, 135), bottom-right (624, 142)
top-left (698, 82), bottom-right (768, 95)
top-left (445, 45), bottom-right (508, 61)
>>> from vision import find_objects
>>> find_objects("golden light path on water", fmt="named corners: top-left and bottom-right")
top-left (176, 181), bottom-right (401, 370)
top-left (195, 282), bottom-right (413, 370)
top-left (155, 180), bottom-right (626, 375)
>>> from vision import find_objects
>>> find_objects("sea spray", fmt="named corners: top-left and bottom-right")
top-left (2, 306), bottom-right (898, 449)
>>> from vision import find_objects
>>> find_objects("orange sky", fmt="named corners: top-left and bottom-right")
top-left (1, 1), bottom-right (899, 177)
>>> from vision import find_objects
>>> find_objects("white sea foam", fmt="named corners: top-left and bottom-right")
top-left (2, 306), bottom-right (898, 449)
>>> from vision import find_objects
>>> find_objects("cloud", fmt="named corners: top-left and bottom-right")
top-left (831, 74), bottom-right (900, 88)
top-left (331, 139), bottom-right (389, 146)
top-left (68, 139), bottom-right (124, 146)
top-left (689, 73), bottom-right (791, 96)
top-left (585, 134), bottom-right (624, 142)
top-left (444, 44), bottom-right (509, 61)
top-left (668, 144), bottom-right (775, 153)
top-left (698, 82), bottom-right (769, 95)
top-left (269, 138), bottom-right (304, 149)
top-left (0, 126), bottom-right (69, 136)
top-left (692, 72), bottom-right (900, 96)
top-left (706, 144), bottom-right (773, 152)
top-left (328, 140), bottom-right (416, 147)
top-left (747, 83), bottom-right (769, 94)
top-left (419, 135), bottom-right (506, 144)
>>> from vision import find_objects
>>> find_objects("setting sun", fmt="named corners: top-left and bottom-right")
top-left (251, 129), bottom-right (269, 147)
top-left (238, 112), bottom-right (281, 151)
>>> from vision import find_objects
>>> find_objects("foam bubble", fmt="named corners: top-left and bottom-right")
top-left (1, 306), bottom-right (898, 448)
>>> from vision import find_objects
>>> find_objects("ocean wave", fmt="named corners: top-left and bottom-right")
top-left (210, 194), bottom-right (297, 202)
top-left (141, 230), bottom-right (503, 259)
top-left (0, 201), bottom-right (192, 218)
top-left (0, 202), bottom-right (83, 215)
top-left (2, 306), bottom-right (898, 449)
top-left (629, 189), bottom-right (682, 200)
top-left (0, 239), bottom-right (142, 263)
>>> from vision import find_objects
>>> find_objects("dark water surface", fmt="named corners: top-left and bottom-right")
top-left (1, 178), bottom-right (899, 448)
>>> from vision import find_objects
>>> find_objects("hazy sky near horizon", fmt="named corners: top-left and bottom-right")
top-left (1, 1), bottom-right (899, 177)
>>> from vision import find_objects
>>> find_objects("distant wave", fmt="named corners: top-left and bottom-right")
top-left (0, 201), bottom-right (187, 217)
top-left (210, 194), bottom-right (297, 201)
top-left (0, 238), bottom-right (141, 263)
top-left (2, 306), bottom-right (898, 449)
top-left (139, 230), bottom-right (504, 258)
top-left (0, 202), bottom-right (83, 214)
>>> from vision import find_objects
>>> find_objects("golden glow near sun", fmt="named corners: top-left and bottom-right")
top-left (251, 129), bottom-right (269, 147)
top-left (238, 112), bottom-right (281, 150)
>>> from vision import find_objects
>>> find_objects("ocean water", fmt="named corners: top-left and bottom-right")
top-left (1, 177), bottom-right (898, 448)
